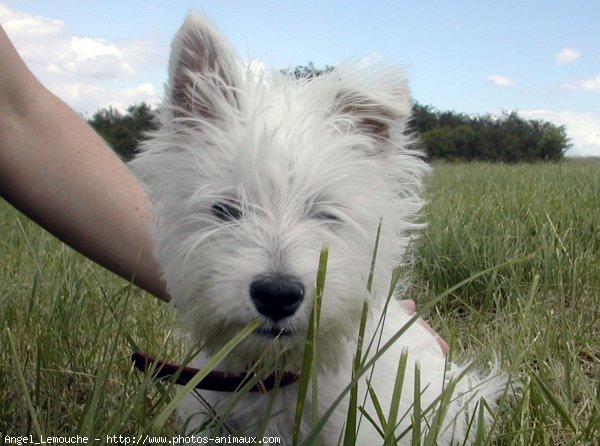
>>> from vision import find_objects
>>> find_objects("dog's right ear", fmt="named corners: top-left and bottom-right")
top-left (167, 12), bottom-right (240, 121)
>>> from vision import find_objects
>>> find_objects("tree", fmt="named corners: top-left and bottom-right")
top-left (281, 62), bottom-right (334, 79)
top-left (410, 104), bottom-right (570, 162)
top-left (88, 103), bottom-right (156, 161)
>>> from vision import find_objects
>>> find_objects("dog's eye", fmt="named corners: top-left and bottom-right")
top-left (314, 211), bottom-right (340, 222)
top-left (211, 201), bottom-right (242, 221)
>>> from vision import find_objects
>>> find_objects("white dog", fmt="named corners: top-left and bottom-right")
top-left (131, 12), bottom-right (509, 444)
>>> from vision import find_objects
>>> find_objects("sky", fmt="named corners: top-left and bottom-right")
top-left (1, 1), bottom-right (599, 156)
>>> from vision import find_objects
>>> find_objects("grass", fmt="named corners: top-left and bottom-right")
top-left (0, 210), bottom-right (185, 440)
top-left (413, 160), bottom-right (600, 444)
top-left (0, 160), bottom-right (599, 444)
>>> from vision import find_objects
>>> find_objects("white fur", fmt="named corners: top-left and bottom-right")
top-left (131, 12), bottom-right (510, 444)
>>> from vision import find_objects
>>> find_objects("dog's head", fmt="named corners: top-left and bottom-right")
top-left (131, 12), bottom-right (428, 370)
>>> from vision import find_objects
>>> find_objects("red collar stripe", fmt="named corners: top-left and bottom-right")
top-left (131, 351), bottom-right (299, 393)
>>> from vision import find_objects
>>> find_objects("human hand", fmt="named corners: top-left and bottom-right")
top-left (400, 299), bottom-right (449, 356)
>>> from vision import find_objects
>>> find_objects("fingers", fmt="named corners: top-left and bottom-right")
top-left (399, 299), bottom-right (416, 314)
top-left (399, 299), bottom-right (449, 356)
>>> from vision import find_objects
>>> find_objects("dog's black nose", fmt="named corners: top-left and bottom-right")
top-left (250, 274), bottom-right (305, 321)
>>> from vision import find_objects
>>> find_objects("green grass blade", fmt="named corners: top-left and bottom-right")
top-left (384, 349), bottom-right (409, 445)
top-left (358, 404), bottom-right (386, 438)
top-left (293, 246), bottom-right (328, 446)
top-left (364, 378), bottom-right (387, 434)
top-left (343, 222), bottom-right (381, 445)
top-left (151, 319), bottom-right (260, 433)
top-left (366, 220), bottom-right (382, 293)
top-left (532, 373), bottom-right (578, 432)
top-left (7, 327), bottom-right (44, 437)
top-left (312, 246), bottom-right (328, 431)
top-left (410, 363), bottom-right (422, 446)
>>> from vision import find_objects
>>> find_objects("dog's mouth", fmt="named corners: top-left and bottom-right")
top-left (255, 325), bottom-right (298, 338)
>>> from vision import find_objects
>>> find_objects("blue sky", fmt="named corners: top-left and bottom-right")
top-left (1, 1), bottom-right (599, 156)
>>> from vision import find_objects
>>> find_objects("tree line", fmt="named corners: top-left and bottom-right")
top-left (88, 65), bottom-right (569, 162)
top-left (410, 104), bottom-right (568, 162)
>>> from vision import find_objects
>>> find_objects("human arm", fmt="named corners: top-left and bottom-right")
top-left (0, 25), bottom-right (169, 302)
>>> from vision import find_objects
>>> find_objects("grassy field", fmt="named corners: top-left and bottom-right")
top-left (0, 160), bottom-right (598, 444)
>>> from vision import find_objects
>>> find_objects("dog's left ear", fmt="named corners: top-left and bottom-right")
top-left (167, 12), bottom-right (240, 121)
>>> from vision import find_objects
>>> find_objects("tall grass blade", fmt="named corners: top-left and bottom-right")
top-left (383, 349), bottom-right (409, 445)
top-left (151, 319), bottom-right (260, 433)
top-left (343, 222), bottom-right (381, 445)
top-left (312, 246), bottom-right (328, 431)
top-left (410, 363), bottom-right (422, 446)
top-left (532, 373), bottom-right (578, 432)
top-left (7, 327), bottom-right (43, 437)
top-left (293, 246), bottom-right (328, 446)
top-left (363, 379), bottom-right (387, 435)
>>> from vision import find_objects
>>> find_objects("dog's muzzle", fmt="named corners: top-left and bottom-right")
top-left (250, 274), bottom-right (304, 321)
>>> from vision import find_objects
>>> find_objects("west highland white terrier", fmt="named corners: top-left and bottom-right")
top-left (131, 12), bottom-right (510, 445)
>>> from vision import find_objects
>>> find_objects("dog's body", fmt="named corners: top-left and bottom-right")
top-left (131, 12), bottom-right (508, 444)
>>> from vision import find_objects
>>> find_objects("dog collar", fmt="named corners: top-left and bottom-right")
top-left (131, 351), bottom-right (299, 393)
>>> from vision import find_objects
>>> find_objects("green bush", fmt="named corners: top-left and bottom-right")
top-left (88, 103), bottom-right (156, 161)
top-left (411, 104), bottom-right (570, 162)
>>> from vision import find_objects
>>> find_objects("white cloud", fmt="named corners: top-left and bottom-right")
top-left (126, 82), bottom-right (156, 98)
top-left (560, 74), bottom-right (600, 92)
top-left (488, 74), bottom-right (516, 87)
top-left (581, 75), bottom-right (600, 92)
top-left (0, 3), bottom-right (63, 36)
top-left (357, 51), bottom-right (384, 66)
top-left (0, 3), bottom-right (65, 63)
top-left (555, 48), bottom-right (581, 65)
top-left (104, 82), bottom-right (160, 111)
top-left (47, 36), bottom-right (137, 78)
top-left (50, 81), bottom-right (161, 116)
top-left (560, 83), bottom-right (578, 92)
top-left (520, 110), bottom-right (600, 157)
top-left (1, 5), bottom-right (135, 78)
top-left (0, 3), bottom-right (165, 113)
